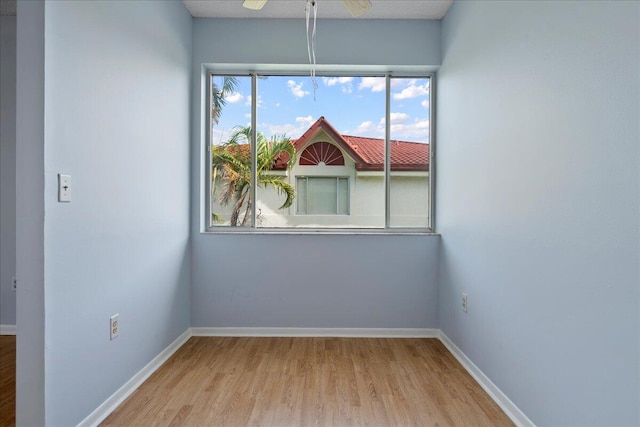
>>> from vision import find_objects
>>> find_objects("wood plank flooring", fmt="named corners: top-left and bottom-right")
top-left (101, 337), bottom-right (513, 426)
top-left (0, 335), bottom-right (16, 427)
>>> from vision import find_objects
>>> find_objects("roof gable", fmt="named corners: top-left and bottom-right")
top-left (231, 117), bottom-right (429, 172)
top-left (293, 117), bottom-right (429, 172)
top-left (293, 117), bottom-right (367, 166)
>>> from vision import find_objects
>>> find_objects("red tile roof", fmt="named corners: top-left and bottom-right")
top-left (341, 135), bottom-right (429, 171)
top-left (217, 117), bottom-right (429, 172)
top-left (292, 117), bottom-right (429, 171)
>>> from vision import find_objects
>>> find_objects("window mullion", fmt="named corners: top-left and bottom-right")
top-left (429, 75), bottom-right (435, 231)
top-left (206, 74), bottom-right (212, 229)
top-left (384, 74), bottom-right (391, 229)
top-left (251, 74), bottom-right (257, 228)
top-left (336, 177), bottom-right (339, 214)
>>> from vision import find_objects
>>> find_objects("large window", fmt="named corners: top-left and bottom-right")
top-left (207, 73), bottom-right (433, 231)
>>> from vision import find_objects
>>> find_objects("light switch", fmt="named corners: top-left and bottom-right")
top-left (58, 174), bottom-right (71, 202)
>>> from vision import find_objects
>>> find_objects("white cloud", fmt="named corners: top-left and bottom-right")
top-left (390, 112), bottom-right (409, 124)
top-left (392, 82), bottom-right (430, 100)
top-left (322, 77), bottom-right (354, 93)
top-left (378, 112), bottom-right (410, 126)
top-left (287, 80), bottom-right (310, 98)
top-left (414, 119), bottom-right (430, 129)
top-left (323, 76), bottom-right (354, 86)
top-left (296, 115), bottom-right (315, 126)
top-left (355, 120), bottom-right (380, 134)
top-left (358, 77), bottom-right (386, 92)
top-left (259, 116), bottom-right (315, 139)
top-left (245, 95), bottom-right (263, 108)
top-left (225, 92), bottom-right (244, 104)
top-left (391, 79), bottom-right (404, 89)
top-left (211, 128), bottom-right (227, 145)
top-left (347, 116), bottom-right (430, 142)
top-left (421, 99), bottom-right (430, 108)
top-left (390, 119), bottom-right (430, 141)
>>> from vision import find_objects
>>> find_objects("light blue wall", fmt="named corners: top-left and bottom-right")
top-left (41, 1), bottom-right (192, 425)
top-left (192, 234), bottom-right (439, 328)
top-left (191, 19), bottom-right (441, 329)
top-left (193, 18), bottom-right (441, 67)
top-left (437, 1), bottom-right (639, 426)
top-left (0, 16), bottom-right (17, 327)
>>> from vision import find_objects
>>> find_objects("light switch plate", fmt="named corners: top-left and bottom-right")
top-left (58, 174), bottom-right (71, 202)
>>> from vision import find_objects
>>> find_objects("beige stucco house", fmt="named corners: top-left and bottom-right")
top-left (212, 117), bottom-right (430, 228)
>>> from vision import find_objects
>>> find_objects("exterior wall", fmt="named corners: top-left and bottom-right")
top-left (389, 176), bottom-right (430, 227)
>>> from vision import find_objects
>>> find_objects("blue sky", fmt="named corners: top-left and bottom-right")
top-left (211, 75), bottom-right (430, 144)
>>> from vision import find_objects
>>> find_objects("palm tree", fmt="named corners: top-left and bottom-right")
top-left (211, 126), bottom-right (296, 226)
top-left (211, 76), bottom-right (239, 125)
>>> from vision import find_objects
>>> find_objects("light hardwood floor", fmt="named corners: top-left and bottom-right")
top-left (101, 337), bottom-right (513, 426)
top-left (0, 335), bottom-right (16, 427)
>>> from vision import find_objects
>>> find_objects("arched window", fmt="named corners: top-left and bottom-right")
top-left (299, 142), bottom-right (344, 166)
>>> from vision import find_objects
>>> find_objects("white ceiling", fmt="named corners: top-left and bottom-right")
top-left (1, 0), bottom-right (452, 20)
top-left (183, 0), bottom-right (453, 20)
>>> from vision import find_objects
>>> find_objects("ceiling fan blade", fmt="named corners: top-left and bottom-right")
top-left (242, 0), bottom-right (268, 10)
top-left (342, 0), bottom-right (372, 17)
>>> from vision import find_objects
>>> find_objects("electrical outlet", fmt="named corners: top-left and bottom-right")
top-left (462, 293), bottom-right (468, 313)
top-left (11, 277), bottom-right (16, 292)
top-left (110, 314), bottom-right (119, 340)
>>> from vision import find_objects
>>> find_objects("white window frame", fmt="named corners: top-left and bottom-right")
top-left (204, 69), bottom-right (436, 234)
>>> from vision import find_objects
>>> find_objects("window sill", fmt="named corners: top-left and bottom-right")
top-left (201, 228), bottom-right (439, 236)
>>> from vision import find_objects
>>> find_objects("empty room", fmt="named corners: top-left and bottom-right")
top-left (0, 0), bottom-right (638, 426)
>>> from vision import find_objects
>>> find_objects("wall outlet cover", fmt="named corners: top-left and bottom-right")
top-left (110, 314), bottom-right (119, 340)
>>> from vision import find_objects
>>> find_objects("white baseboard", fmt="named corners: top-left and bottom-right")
top-left (438, 331), bottom-right (535, 427)
top-left (0, 324), bottom-right (16, 335)
top-left (191, 327), bottom-right (439, 338)
top-left (77, 328), bottom-right (192, 427)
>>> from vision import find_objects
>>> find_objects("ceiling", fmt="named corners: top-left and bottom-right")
top-left (0, 0), bottom-right (453, 20)
top-left (183, 0), bottom-right (453, 20)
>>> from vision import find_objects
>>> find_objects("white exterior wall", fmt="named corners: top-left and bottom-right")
top-left (212, 133), bottom-right (429, 228)
top-left (390, 176), bottom-right (430, 227)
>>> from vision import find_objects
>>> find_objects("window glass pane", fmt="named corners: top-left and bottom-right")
top-left (295, 177), bottom-right (307, 215)
top-left (389, 77), bottom-right (430, 227)
top-left (255, 75), bottom-right (385, 228)
top-left (207, 73), bottom-right (431, 230)
top-left (338, 178), bottom-right (349, 215)
top-left (308, 177), bottom-right (338, 214)
top-left (209, 75), bottom-right (253, 227)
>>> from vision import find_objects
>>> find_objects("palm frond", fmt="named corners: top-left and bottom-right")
top-left (212, 150), bottom-right (250, 176)
top-left (211, 126), bottom-right (297, 224)
top-left (211, 212), bottom-right (225, 223)
top-left (217, 164), bottom-right (242, 206)
top-left (211, 76), bottom-right (239, 125)
top-left (257, 136), bottom-right (296, 173)
top-left (259, 175), bottom-right (296, 209)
